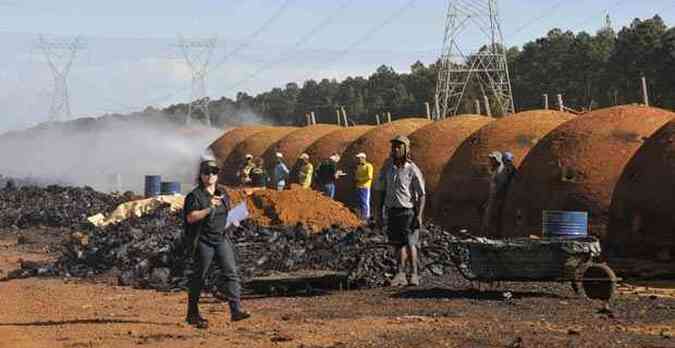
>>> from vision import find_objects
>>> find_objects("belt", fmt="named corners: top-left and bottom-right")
top-left (386, 206), bottom-right (414, 211)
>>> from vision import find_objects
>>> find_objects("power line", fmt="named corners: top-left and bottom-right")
top-left (222, 0), bottom-right (420, 95)
top-left (207, 0), bottom-right (296, 74)
top-left (509, 0), bottom-right (567, 37)
top-left (113, 0), bottom-right (296, 112)
top-left (56, 0), bottom-right (296, 115)
top-left (570, 0), bottom-right (631, 29)
top-left (217, 0), bottom-right (355, 93)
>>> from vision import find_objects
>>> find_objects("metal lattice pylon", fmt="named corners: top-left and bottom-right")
top-left (176, 35), bottom-right (217, 127)
top-left (434, 0), bottom-right (514, 119)
top-left (37, 35), bottom-right (86, 122)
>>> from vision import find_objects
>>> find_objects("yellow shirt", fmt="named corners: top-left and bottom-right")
top-left (298, 162), bottom-right (314, 189)
top-left (355, 162), bottom-right (374, 188)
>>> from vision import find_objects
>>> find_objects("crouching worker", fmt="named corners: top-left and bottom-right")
top-left (374, 135), bottom-right (426, 287)
top-left (183, 160), bottom-right (250, 329)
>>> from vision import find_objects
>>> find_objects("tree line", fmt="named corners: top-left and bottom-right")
top-left (162, 15), bottom-right (674, 127)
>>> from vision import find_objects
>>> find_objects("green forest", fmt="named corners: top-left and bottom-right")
top-left (163, 15), bottom-right (675, 127)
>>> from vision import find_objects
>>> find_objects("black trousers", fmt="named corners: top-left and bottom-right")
top-left (188, 238), bottom-right (241, 315)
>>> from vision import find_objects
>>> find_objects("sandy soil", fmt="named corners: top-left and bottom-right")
top-left (1, 229), bottom-right (674, 348)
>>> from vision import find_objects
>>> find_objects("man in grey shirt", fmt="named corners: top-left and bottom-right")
top-left (374, 135), bottom-right (426, 287)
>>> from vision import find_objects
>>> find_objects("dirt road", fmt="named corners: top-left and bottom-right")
top-left (1, 230), bottom-right (674, 348)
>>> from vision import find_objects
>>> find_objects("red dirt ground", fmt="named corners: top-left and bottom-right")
top-left (1, 232), bottom-right (674, 348)
top-left (226, 185), bottom-right (361, 232)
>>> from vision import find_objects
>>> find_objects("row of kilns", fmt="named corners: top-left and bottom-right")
top-left (209, 105), bottom-right (675, 261)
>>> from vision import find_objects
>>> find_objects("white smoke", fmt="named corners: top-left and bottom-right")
top-left (0, 113), bottom-right (225, 193)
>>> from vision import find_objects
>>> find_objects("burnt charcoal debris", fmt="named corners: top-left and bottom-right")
top-left (2, 185), bottom-right (467, 292)
top-left (0, 184), bottom-right (128, 229)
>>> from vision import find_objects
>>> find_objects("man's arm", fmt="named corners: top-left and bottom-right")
top-left (375, 189), bottom-right (386, 227)
top-left (372, 164), bottom-right (387, 227)
top-left (411, 164), bottom-right (426, 227)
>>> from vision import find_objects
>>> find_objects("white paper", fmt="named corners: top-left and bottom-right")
top-left (226, 202), bottom-right (249, 228)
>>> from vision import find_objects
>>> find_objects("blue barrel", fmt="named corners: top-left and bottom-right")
top-left (144, 175), bottom-right (161, 197)
top-left (542, 210), bottom-right (588, 239)
top-left (160, 181), bottom-right (181, 195)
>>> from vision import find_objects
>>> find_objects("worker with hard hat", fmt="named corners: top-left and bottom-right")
top-left (297, 153), bottom-right (314, 189)
top-left (316, 153), bottom-right (343, 198)
top-left (237, 154), bottom-right (255, 186)
top-left (354, 152), bottom-right (374, 221)
top-left (373, 135), bottom-right (426, 287)
top-left (249, 157), bottom-right (268, 188)
top-left (273, 152), bottom-right (289, 191)
top-left (481, 151), bottom-right (515, 236)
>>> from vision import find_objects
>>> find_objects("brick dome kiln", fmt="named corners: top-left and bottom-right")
top-left (502, 106), bottom-right (674, 241)
top-left (434, 110), bottom-right (575, 235)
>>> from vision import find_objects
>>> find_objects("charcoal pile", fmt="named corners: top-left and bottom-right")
top-left (0, 185), bottom-right (129, 229)
top-left (5, 198), bottom-right (466, 292)
top-left (0, 174), bottom-right (72, 189)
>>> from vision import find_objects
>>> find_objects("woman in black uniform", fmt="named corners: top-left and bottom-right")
top-left (184, 160), bottom-right (250, 329)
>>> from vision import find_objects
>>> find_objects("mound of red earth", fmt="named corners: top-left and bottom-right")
top-left (607, 119), bottom-right (675, 261)
top-left (502, 105), bottom-right (675, 241)
top-left (337, 118), bottom-right (431, 207)
top-left (220, 127), bottom-right (296, 185)
top-left (210, 126), bottom-right (269, 166)
top-left (434, 110), bottom-right (575, 236)
top-left (227, 185), bottom-right (361, 232)
top-left (261, 124), bottom-right (340, 180)
top-left (408, 115), bottom-right (494, 217)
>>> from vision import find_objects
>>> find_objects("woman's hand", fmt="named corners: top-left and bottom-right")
top-left (211, 196), bottom-right (223, 207)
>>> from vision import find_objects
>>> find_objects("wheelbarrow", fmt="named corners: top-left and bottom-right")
top-left (437, 236), bottom-right (618, 301)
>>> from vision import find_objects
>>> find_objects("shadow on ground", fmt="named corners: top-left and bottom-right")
top-left (0, 318), bottom-right (173, 327)
top-left (393, 287), bottom-right (564, 300)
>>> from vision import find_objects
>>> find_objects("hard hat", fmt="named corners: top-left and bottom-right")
top-left (355, 152), bottom-right (367, 159)
top-left (390, 135), bottom-right (410, 147)
top-left (502, 152), bottom-right (514, 162)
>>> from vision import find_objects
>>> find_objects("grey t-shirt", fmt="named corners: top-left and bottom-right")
top-left (374, 159), bottom-right (425, 209)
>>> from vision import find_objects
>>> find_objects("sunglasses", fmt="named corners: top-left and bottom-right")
top-left (201, 167), bottom-right (220, 176)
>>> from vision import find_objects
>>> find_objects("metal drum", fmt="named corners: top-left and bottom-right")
top-left (543, 210), bottom-right (588, 239)
top-left (144, 175), bottom-right (161, 197)
top-left (160, 181), bottom-right (181, 195)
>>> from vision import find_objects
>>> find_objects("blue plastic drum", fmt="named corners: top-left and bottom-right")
top-left (542, 210), bottom-right (588, 239)
top-left (160, 181), bottom-right (181, 195)
top-left (144, 175), bottom-right (161, 197)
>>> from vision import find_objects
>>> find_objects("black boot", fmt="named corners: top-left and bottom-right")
top-left (231, 310), bottom-right (251, 322)
top-left (229, 301), bottom-right (251, 322)
top-left (186, 293), bottom-right (209, 329)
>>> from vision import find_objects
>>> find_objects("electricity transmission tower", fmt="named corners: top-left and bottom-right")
top-left (434, 0), bottom-right (514, 119)
top-left (37, 35), bottom-right (87, 122)
top-left (175, 35), bottom-right (217, 127)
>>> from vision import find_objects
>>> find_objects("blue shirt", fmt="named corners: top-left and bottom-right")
top-left (274, 162), bottom-right (290, 186)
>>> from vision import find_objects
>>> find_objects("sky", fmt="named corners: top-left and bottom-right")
top-left (0, 0), bottom-right (673, 132)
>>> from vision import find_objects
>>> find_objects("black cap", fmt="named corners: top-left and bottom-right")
top-left (199, 160), bottom-right (219, 172)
